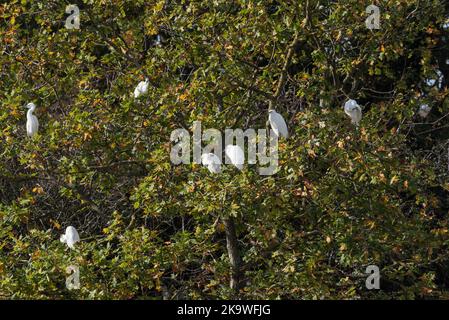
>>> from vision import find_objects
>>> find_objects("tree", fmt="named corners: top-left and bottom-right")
top-left (1, 0), bottom-right (449, 299)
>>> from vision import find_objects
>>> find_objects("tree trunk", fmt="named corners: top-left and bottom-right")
top-left (223, 217), bottom-right (242, 291)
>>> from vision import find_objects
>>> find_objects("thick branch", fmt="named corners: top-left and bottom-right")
top-left (223, 217), bottom-right (242, 292)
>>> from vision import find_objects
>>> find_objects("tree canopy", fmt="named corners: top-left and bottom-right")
top-left (1, 0), bottom-right (449, 299)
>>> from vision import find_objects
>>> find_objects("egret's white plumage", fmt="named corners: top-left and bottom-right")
top-left (201, 153), bottom-right (222, 174)
top-left (225, 145), bottom-right (244, 170)
top-left (25, 103), bottom-right (39, 137)
top-left (268, 110), bottom-right (288, 138)
top-left (418, 104), bottom-right (431, 118)
top-left (344, 99), bottom-right (362, 126)
top-left (155, 34), bottom-right (162, 46)
top-left (134, 78), bottom-right (149, 98)
top-left (60, 226), bottom-right (80, 249)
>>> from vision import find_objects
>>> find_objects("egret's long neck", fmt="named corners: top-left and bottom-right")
top-left (27, 107), bottom-right (35, 118)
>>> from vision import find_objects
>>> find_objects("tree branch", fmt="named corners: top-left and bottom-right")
top-left (223, 216), bottom-right (243, 292)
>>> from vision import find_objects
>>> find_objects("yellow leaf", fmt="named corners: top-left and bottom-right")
top-left (390, 175), bottom-right (399, 185)
top-left (32, 186), bottom-right (44, 194)
top-left (366, 220), bottom-right (376, 230)
top-left (307, 149), bottom-right (316, 158)
top-left (178, 92), bottom-right (189, 101)
top-left (154, 1), bottom-right (165, 12)
top-left (50, 219), bottom-right (61, 230)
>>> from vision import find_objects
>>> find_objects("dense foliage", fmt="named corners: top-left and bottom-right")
top-left (1, 0), bottom-right (449, 299)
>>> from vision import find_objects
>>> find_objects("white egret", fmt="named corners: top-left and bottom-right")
top-left (344, 99), bottom-right (362, 126)
top-left (268, 110), bottom-right (289, 138)
top-left (60, 226), bottom-right (80, 249)
top-left (201, 153), bottom-right (221, 174)
top-left (155, 34), bottom-right (162, 46)
top-left (25, 102), bottom-right (39, 137)
top-left (134, 78), bottom-right (149, 98)
top-left (225, 145), bottom-right (244, 170)
top-left (418, 104), bottom-right (431, 118)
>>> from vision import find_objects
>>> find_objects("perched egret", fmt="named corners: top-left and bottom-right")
top-left (155, 34), bottom-right (162, 46)
top-left (25, 103), bottom-right (39, 137)
top-left (60, 226), bottom-right (80, 249)
top-left (268, 110), bottom-right (289, 138)
top-left (344, 99), bottom-right (362, 126)
top-left (418, 104), bottom-right (431, 118)
top-left (225, 145), bottom-right (244, 170)
top-left (134, 78), bottom-right (149, 98)
top-left (201, 153), bottom-right (222, 174)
